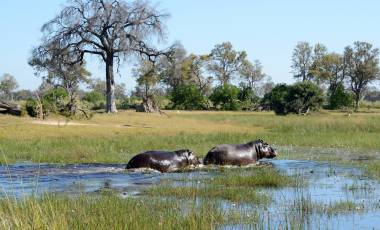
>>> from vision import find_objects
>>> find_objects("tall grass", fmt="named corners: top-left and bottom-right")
top-left (0, 195), bottom-right (229, 230)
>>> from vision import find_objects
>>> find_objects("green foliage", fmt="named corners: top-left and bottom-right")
top-left (207, 42), bottom-right (248, 85)
top-left (263, 84), bottom-right (290, 115)
top-left (328, 83), bottom-right (354, 109)
top-left (209, 84), bottom-right (241, 111)
top-left (286, 81), bottom-right (324, 114)
top-left (83, 91), bottom-right (106, 110)
top-left (42, 87), bottom-right (69, 113)
top-left (117, 96), bottom-right (141, 110)
top-left (25, 98), bottom-right (39, 117)
top-left (264, 82), bottom-right (323, 115)
top-left (238, 84), bottom-right (260, 111)
top-left (170, 84), bottom-right (205, 110)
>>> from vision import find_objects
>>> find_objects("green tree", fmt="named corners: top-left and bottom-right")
top-left (170, 84), bottom-right (205, 110)
top-left (328, 83), bottom-right (354, 109)
top-left (238, 84), bottom-right (260, 111)
top-left (209, 84), bottom-right (241, 110)
top-left (207, 42), bottom-right (247, 85)
top-left (263, 84), bottom-right (290, 115)
top-left (344, 41), bottom-right (380, 111)
top-left (264, 82), bottom-right (323, 115)
top-left (310, 52), bottom-right (346, 96)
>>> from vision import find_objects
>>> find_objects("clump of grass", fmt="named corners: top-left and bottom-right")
top-left (145, 184), bottom-right (270, 204)
top-left (0, 194), bottom-right (228, 230)
top-left (211, 167), bottom-right (302, 188)
top-left (365, 161), bottom-right (380, 179)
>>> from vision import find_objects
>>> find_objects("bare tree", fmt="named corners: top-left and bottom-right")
top-left (33, 0), bottom-right (171, 113)
top-left (344, 41), bottom-right (380, 111)
top-left (291, 42), bottom-right (313, 82)
top-left (0, 73), bottom-right (18, 101)
top-left (181, 54), bottom-right (212, 95)
top-left (207, 42), bottom-right (247, 85)
top-left (240, 59), bottom-right (266, 90)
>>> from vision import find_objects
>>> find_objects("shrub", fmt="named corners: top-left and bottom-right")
top-left (209, 84), bottom-right (241, 111)
top-left (238, 84), bottom-right (260, 111)
top-left (286, 81), bottom-right (324, 114)
top-left (42, 87), bottom-right (69, 113)
top-left (83, 91), bottom-right (106, 110)
top-left (264, 82), bottom-right (324, 115)
top-left (170, 84), bottom-right (205, 110)
top-left (25, 98), bottom-right (38, 117)
top-left (263, 84), bottom-right (290, 115)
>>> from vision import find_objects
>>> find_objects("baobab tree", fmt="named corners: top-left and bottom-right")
top-left (33, 0), bottom-right (171, 113)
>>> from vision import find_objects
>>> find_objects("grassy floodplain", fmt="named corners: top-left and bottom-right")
top-left (0, 110), bottom-right (379, 176)
top-left (0, 110), bottom-right (380, 162)
top-left (1, 110), bottom-right (380, 229)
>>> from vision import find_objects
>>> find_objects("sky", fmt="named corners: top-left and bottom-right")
top-left (1, 0), bottom-right (380, 92)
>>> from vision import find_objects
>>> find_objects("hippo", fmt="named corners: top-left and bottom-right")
top-left (126, 149), bottom-right (200, 173)
top-left (203, 140), bottom-right (277, 166)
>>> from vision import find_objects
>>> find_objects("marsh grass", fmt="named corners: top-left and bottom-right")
top-left (0, 194), bottom-right (231, 230)
top-left (210, 167), bottom-right (302, 188)
top-left (145, 184), bottom-right (269, 204)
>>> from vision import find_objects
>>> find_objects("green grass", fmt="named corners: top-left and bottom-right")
top-left (145, 185), bottom-right (269, 204)
top-left (145, 167), bottom-right (300, 204)
top-left (1, 110), bottom-right (380, 164)
top-left (0, 195), bottom-right (231, 230)
top-left (210, 167), bottom-right (302, 188)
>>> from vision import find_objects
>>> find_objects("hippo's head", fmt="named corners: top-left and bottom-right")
top-left (250, 140), bottom-right (277, 159)
top-left (175, 149), bottom-right (201, 166)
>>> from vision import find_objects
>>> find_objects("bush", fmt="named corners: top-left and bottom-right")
top-left (83, 91), bottom-right (106, 110)
top-left (238, 84), bottom-right (260, 111)
top-left (117, 96), bottom-right (141, 110)
top-left (264, 82), bottom-right (324, 115)
top-left (42, 87), bottom-right (69, 113)
top-left (263, 84), bottom-right (290, 115)
top-left (286, 81), bottom-right (324, 114)
top-left (25, 98), bottom-right (38, 117)
top-left (328, 83), bottom-right (354, 109)
top-left (170, 84), bottom-right (206, 110)
top-left (209, 84), bottom-right (241, 111)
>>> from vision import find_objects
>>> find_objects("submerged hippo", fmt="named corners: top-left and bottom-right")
top-left (203, 140), bottom-right (277, 166)
top-left (126, 149), bottom-right (200, 173)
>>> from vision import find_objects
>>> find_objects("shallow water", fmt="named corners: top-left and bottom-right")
top-left (0, 160), bottom-right (379, 229)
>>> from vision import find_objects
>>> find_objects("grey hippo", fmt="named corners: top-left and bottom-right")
top-left (203, 140), bottom-right (277, 166)
top-left (126, 149), bottom-right (200, 173)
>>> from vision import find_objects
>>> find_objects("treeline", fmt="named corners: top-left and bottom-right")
top-left (1, 40), bottom-right (380, 118)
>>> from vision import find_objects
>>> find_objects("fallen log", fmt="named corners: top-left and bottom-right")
top-left (0, 100), bottom-right (22, 116)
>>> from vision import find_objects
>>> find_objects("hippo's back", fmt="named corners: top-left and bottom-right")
top-left (203, 143), bottom-right (255, 165)
top-left (126, 151), bottom-right (178, 172)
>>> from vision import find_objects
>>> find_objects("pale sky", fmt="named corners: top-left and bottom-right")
top-left (1, 0), bottom-right (380, 92)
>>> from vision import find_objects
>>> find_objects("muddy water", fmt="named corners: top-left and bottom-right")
top-left (0, 160), bottom-right (379, 229)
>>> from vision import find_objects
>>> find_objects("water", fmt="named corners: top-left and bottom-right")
top-left (0, 160), bottom-right (379, 229)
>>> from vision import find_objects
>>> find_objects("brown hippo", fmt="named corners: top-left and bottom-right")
top-left (203, 140), bottom-right (277, 166)
top-left (126, 149), bottom-right (200, 173)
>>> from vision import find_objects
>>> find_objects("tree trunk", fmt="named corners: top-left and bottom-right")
top-left (354, 93), bottom-right (360, 112)
top-left (105, 56), bottom-right (117, 113)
